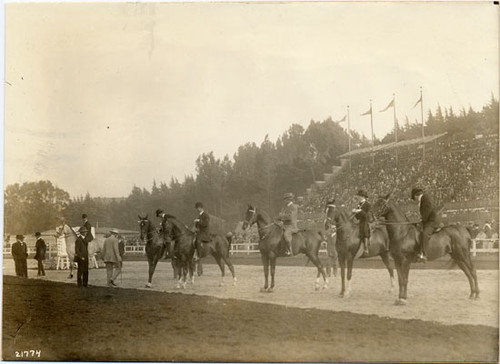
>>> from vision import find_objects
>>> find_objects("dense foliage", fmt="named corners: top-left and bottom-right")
top-left (4, 96), bottom-right (498, 233)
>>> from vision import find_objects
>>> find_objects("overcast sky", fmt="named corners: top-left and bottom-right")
top-left (4, 1), bottom-right (498, 197)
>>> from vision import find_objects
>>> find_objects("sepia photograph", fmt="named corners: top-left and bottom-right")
top-left (2, 1), bottom-right (499, 362)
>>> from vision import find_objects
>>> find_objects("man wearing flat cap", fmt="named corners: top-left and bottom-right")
top-left (352, 189), bottom-right (372, 257)
top-left (279, 193), bottom-right (299, 256)
top-left (12, 235), bottom-right (28, 277)
top-left (102, 229), bottom-right (122, 287)
top-left (411, 187), bottom-right (440, 262)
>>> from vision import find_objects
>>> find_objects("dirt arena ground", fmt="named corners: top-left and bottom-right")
top-left (2, 258), bottom-right (499, 362)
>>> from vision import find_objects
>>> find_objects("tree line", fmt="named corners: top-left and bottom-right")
top-left (4, 96), bottom-right (498, 234)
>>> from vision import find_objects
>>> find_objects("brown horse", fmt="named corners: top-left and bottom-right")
top-left (242, 205), bottom-right (328, 292)
top-left (138, 215), bottom-right (172, 288)
top-left (373, 194), bottom-right (479, 305)
top-left (324, 202), bottom-right (395, 297)
top-left (163, 214), bottom-right (236, 287)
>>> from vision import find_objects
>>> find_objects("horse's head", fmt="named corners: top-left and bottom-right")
top-left (138, 214), bottom-right (151, 241)
top-left (242, 204), bottom-right (257, 230)
top-left (373, 193), bottom-right (392, 219)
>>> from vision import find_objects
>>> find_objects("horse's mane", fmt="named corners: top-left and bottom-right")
top-left (166, 216), bottom-right (192, 236)
top-left (334, 206), bottom-right (352, 225)
top-left (386, 199), bottom-right (410, 222)
top-left (251, 207), bottom-right (272, 224)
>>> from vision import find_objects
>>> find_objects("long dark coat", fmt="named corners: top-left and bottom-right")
top-left (195, 211), bottom-right (211, 242)
top-left (34, 238), bottom-right (47, 260)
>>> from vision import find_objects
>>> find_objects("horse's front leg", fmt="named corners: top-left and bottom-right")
top-left (269, 254), bottom-right (276, 292)
top-left (260, 253), bottom-right (269, 292)
top-left (339, 257), bottom-right (346, 297)
top-left (146, 258), bottom-right (157, 288)
top-left (345, 255), bottom-right (354, 297)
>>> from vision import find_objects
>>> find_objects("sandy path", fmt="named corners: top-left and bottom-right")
top-left (3, 259), bottom-right (497, 328)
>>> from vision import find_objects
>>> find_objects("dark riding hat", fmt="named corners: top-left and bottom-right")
top-left (195, 202), bottom-right (204, 209)
top-left (16, 234), bottom-right (24, 240)
top-left (326, 199), bottom-right (335, 206)
top-left (34, 232), bottom-right (41, 237)
top-left (411, 188), bottom-right (424, 200)
top-left (156, 209), bottom-right (164, 217)
top-left (283, 192), bottom-right (295, 200)
top-left (82, 214), bottom-right (88, 219)
top-left (356, 189), bottom-right (368, 198)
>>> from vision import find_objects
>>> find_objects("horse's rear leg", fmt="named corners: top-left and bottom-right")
top-left (380, 251), bottom-right (395, 292)
top-left (306, 252), bottom-right (327, 290)
top-left (214, 256), bottom-right (225, 287)
top-left (454, 255), bottom-right (477, 299)
top-left (221, 255), bottom-right (237, 285)
top-left (463, 250), bottom-right (479, 298)
top-left (261, 254), bottom-right (270, 292)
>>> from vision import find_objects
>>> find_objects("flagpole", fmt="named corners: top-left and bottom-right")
top-left (347, 105), bottom-right (351, 171)
top-left (393, 93), bottom-right (398, 165)
top-left (420, 87), bottom-right (425, 159)
top-left (370, 99), bottom-right (374, 165)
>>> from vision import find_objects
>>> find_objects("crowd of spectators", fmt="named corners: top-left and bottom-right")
top-left (303, 133), bottom-right (499, 214)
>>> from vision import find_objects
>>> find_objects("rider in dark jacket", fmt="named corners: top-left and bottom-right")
top-left (411, 187), bottom-right (440, 262)
top-left (352, 189), bottom-right (372, 257)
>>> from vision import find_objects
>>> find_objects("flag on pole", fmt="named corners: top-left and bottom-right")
top-left (335, 115), bottom-right (346, 123)
top-left (412, 95), bottom-right (422, 108)
top-left (360, 107), bottom-right (372, 116)
top-left (379, 97), bottom-right (395, 112)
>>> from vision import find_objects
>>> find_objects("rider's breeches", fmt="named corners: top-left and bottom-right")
top-left (421, 222), bottom-right (437, 253)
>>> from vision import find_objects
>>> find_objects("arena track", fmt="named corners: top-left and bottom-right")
top-left (2, 259), bottom-right (499, 361)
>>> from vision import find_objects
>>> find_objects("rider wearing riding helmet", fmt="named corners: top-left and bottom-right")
top-left (411, 187), bottom-right (440, 262)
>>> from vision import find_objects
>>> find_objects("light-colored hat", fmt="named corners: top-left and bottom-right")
top-left (109, 228), bottom-right (120, 235)
top-left (283, 192), bottom-right (295, 200)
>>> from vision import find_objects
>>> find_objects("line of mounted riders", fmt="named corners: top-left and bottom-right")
top-left (139, 187), bottom-right (478, 305)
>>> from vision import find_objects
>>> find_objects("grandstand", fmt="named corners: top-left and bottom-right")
top-left (303, 132), bottom-right (499, 228)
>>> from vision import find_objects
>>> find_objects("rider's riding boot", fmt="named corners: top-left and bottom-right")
top-left (416, 232), bottom-right (428, 263)
top-left (362, 238), bottom-right (369, 257)
top-left (285, 240), bottom-right (292, 256)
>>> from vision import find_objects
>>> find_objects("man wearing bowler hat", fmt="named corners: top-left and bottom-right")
top-left (34, 232), bottom-right (47, 277)
top-left (193, 202), bottom-right (210, 260)
top-left (352, 189), bottom-right (372, 257)
top-left (79, 214), bottom-right (94, 243)
top-left (74, 227), bottom-right (89, 287)
top-left (279, 193), bottom-right (299, 256)
top-left (12, 235), bottom-right (28, 277)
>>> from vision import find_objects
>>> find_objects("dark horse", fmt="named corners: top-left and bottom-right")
top-left (325, 202), bottom-right (395, 297)
top-left (163, 214), bottom-right (236, 287)
top-left (138, 214), bottom-right (169, 288)
top-left (373, 194), bottom-right (479, 305)
top-left (242, 205), bottom-right (328, 292)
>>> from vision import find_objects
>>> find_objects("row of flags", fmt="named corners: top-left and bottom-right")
top-left (334, 89), bottom-right (426, 153)
top-left (336, 93), bottom-right (423, 122)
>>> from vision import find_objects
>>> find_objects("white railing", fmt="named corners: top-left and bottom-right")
top-left (3, 239), bottom-right (497, 257)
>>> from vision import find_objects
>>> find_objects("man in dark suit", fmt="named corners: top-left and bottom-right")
top-left (34, 232), bottom-right (47, 277)
top-left (411, 188), bottom-right (440, 262)
top-left (352, 189), bottom-right (372, 257)
top-left (79, 214), bottom-right (94, 243)
top-left (12, 235), bottom-right (28, 277)
top-left (74, 228), bottom-right (89, 287)
top-left (193, 202), bottom-right (210, 260)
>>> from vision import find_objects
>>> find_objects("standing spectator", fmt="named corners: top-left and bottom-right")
top-left (33, 232), bottom-right (47, 277)
top-left (11, 235), bottom-right (28, 277)
top-left (102, 229), bottom-right (122, 287)
top-left (74, 228), bottom-right (89, 287)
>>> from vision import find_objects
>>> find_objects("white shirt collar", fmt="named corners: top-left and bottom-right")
top-left (287, 201), bottom-right (293, 206)
top-left (199, 210), bottom-right (205, 216)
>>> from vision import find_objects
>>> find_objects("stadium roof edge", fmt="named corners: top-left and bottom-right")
top-left (339, 132), bottom-right (448, 158)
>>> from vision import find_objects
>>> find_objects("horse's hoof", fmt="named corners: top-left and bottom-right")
top-left (145, 283), bottom-right (152, 288)
top-left (219, 282), bottom-right (224, 287)
top-left (394, 298), bottom-right (407, 306)
top-left (267, 288), bottom-right (274, 293)
top-left (232, 278), bottom-right (237, 286)
top-left (260, 287), bottom-right (267, 293)
top-left (315, 285), bottom-right (320, 291)
top-left (322, 285), bottom-right (328, 290)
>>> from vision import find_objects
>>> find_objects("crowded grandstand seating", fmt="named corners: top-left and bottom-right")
top-left (303, 133), bottom-right (499, 219)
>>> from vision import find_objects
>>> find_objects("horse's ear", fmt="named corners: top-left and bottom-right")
top-left (384, 192), bottom-right (392, 200)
